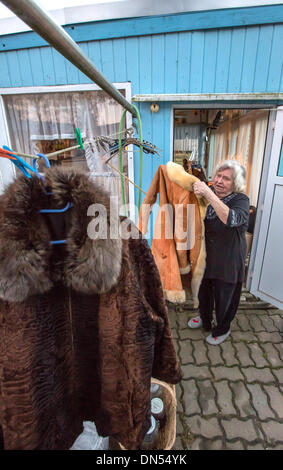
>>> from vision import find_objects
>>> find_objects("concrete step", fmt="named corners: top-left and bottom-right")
top-left (168, 290), bottom-right (276, 312)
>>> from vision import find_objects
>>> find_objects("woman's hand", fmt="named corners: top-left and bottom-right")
top-left (193, 181), bottom-right (211, 198)
top-left (193, 181), bottom-right (230, 224)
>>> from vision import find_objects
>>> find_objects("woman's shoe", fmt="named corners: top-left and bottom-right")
top-left (206, 330), bottom-right (231, 345)
top-left (188, 316), bottom-right (203, 329)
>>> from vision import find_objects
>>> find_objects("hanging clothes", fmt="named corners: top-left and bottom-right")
top-left (0, 167), bottom-right (181, 450)
top-left (138, 162), bottom-right (208, 307)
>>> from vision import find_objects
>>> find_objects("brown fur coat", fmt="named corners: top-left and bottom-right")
top-left (0, 167), bottom-right (181, 450)
top-left (138, 162), bottom-right (208, 307)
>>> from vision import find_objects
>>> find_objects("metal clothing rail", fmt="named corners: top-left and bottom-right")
top-left (1, 0), bottom-right (137, 118)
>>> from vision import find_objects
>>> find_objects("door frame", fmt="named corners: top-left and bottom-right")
top-left (170, 101), bottom-right (280, 294)
top-left (249, 106), bottom-right (283, 308)
top-left (245, 109), bottom-right (277, 291)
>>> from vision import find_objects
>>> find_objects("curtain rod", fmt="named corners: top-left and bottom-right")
top-left (1, 0), bottom-right (137, 118)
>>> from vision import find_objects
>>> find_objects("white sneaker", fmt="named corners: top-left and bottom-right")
top-left (206, 330), bottom-right (231, 345)
top-left (188, 316), bottom-right (203, 329)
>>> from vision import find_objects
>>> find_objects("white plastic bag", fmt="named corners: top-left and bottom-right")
top-left (70, 421), bottom-right (109, 450)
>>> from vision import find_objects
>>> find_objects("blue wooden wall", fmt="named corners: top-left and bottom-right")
top-left (1, 5), bottom-right (283, 220)
top-left (1, 24), bottom-right (283, 93)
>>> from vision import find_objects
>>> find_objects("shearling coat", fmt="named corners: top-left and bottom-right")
top-left (0, 167), bottom-right (181, 450)
top-left (138, 162), bottom-right (208, 307)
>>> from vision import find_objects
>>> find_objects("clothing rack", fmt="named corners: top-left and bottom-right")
top-left (0, 126), bottom-right (160, 195)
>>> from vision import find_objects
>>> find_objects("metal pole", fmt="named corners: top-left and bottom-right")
top-left (1, 0), bottom-right (137, 118)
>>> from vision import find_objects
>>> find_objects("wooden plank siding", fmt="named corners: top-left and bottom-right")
top-left (1, 24), bottom-right (282, 93)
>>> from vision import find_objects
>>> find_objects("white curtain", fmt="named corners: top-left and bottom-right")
top-left (209, 110), bottom-right (268, 205)
top-left (174, 124), bottom-right (206, 162)
top-left (3, 90), bottom-right (128, 206)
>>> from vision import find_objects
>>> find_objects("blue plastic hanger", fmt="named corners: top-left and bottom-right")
top-left (32, 152), bottom-right (51, 173)
top-left (34, 153), bottom-right (73, 246)
top-left (3, 145), bottom-right (37, 178)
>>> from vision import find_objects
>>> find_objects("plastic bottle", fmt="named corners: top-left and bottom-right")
top-left (150, 383), bottom-right (163, 399)
top-left (151, 397), bottom-right (166, 428)
top-left (140, 415), bottom-right (160, 450)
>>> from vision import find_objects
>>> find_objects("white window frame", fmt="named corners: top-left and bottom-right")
top-left (0, 82), bottom-right (135, 220)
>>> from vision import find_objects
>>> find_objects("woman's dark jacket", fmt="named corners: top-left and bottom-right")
top-left (0, 168), bottom-right (181, 450)
top-left (203, 192), bottom-right (250, 283)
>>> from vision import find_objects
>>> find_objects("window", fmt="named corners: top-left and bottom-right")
top-left (2, 88), bottom-right (131, 208)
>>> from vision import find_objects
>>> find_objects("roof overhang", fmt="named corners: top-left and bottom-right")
top-left (0, 0), bottom-right (283, 35)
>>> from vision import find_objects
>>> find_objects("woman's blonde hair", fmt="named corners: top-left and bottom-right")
top-left (213, 160), bottom-right (246, 193)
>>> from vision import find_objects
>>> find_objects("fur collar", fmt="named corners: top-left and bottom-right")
top-left (0, 167), bottom-right (122, 302)
top-left (166, 161), bottom-right (199, 190)
top-left (166, 161), bottom-right (209, 209)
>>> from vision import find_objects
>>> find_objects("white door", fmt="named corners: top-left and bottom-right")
top-left (249, 106), bottom-right (283, 309)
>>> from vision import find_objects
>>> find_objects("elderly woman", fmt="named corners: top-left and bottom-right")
top-left (188, 160), bottom-right (250, 345)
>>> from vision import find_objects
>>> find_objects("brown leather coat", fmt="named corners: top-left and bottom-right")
top-left (138, 162), bottom-right (208, 306)
top-left (0, 168), bottom-right (181, 450)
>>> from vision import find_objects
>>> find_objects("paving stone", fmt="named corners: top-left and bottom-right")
top-left (182, 364), bottom-right (213, 380)
top-left (182, 379), bottom-right (201, 415)
top-left (173, 337), bottom-right (179, 351)
top-left (230, 381), bottom-right (257, 418)
top-left (256, 331), bottom-right (282, 343)
top-left (192, 340), bottom-right (208, 366)
top-left (269, 314), bottom-right (283, 331)
top-left (220, 341), bottom-right (238, 366)
top-left (247, 315), bottom-right (264, 332)
top-left (176, 383), bottom-right (182, 400)
top-left (176, 311), bottom-right (190, 329)
top-left (263, 384), bottom-right (283, 419)
top-left (179, 328), bottom-right (205, 341)
top-left (231, 331), bottom-right (256, 342)
top-left (211, 366), bottom-right (245, 382)
top-left (246, 383), bottom-right (276, 420)
top-left (274, 343), bottom-right (283, 361)
top-left (179, 339), bottom-right (194, 365)
top-left (266, 308), bottom-right (283, 316)
top-left (173, 435), bottom-right (183, 450)
top-left (261, 420), bottom-right (283, 444)
top-left (184, 415), bottom-right (222, 440)
top-left (260, 342), bottom-right (282, 368)
top-left (270, 443), bottom-right (283, 450)
top-left (189, 437), bottom-right (223, 450)
top-left (171, 328), bottom-right (178, 340)
top-left (232, 341), bottom-right (255, 366)
top-left (214, 380), bottom-right (237, 416)
top-left (224, 440), bottom-right (246, 450)
top-left (258, 314), bottom-right (279, 332)
top-left (206, 343), bottom-right (225, 366)
top-left (176, 384), bottom-right (183, 413)
top-left (248, 343), bottom-right (269, 368)
top-left (168, 309), bottom-right (178, 329)
top-left (246, 442), bottom-right (266, 449)
top-left (241, 367), bottom-right (276, 384)
top-left (232, 314), bottom-right (250, 331)
top-left (198, 379), bottom-right (218, 415)
top-left (221, 417), bottom-right (260, 442)
top-left (272, 369), bottom-right (283, 384)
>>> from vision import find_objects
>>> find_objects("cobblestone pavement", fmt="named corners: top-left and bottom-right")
top-left (168, 291), bottom-right (283, 450)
